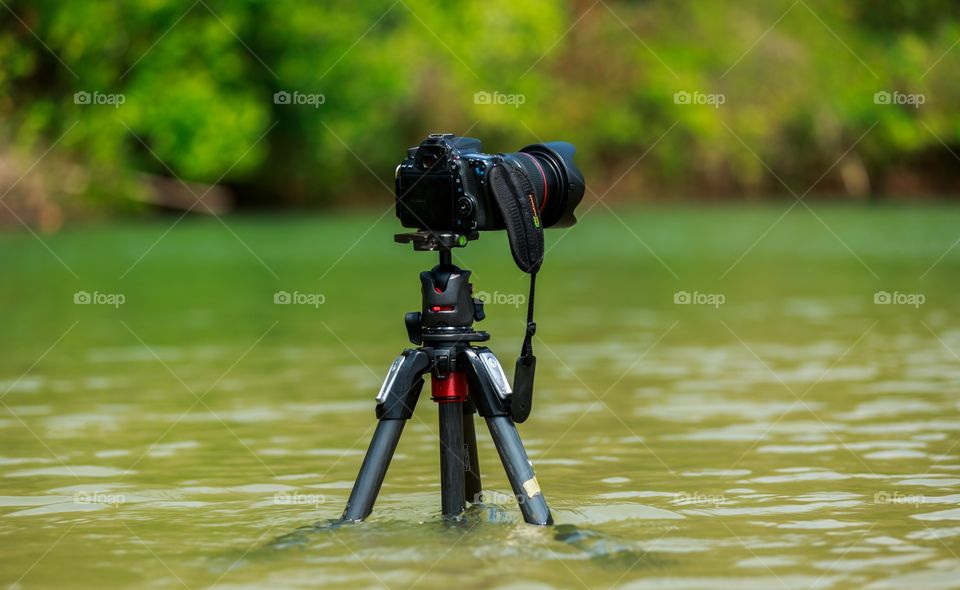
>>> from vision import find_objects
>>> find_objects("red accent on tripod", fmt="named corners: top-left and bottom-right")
top-left (431, 372), bottom-right (468, 403)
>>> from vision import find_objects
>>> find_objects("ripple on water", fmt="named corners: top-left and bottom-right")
top-left (865, 570), bottom-right (960, 590)
top-left (641, 395), bottom-right (808, 422)
top-left (777, 519), bottom-right (863, 529)
top-left (0, 376), bottom-right (44, 393)
top-left (0, 456), bottom-right (54, 466)
top-left (814, 552), bottom-right (932, 572)
top-left (682, 500), bottom-right (861, 517)
top-left (0, 495), bottom-right (70, 507)
top-left (836, 398), bottom-right (943, 420)
top-left (680, 469), bottom-right (751, 477)
top-left (560, 503), bottom-right (685, 524)
top-left (907, 526), bottom-right (960, 540)
top-left (617, 575), bottom-right (841, 589)
top-left (849, 419), bottom-right (960, 435)
top-left (737, 555), bottom-right (798, 568)
top-left (896, 477), bottom-right (960, 487)
top-left (864, 449), bottom-right (928, 460)
top-left (758, 444), bottom-right (838, 454)
top-left (8, 502), bottom-right (107, 517)
top-left (6, 466), bottom-right (130, 478)
top-left (228, 484), bottom-right (296, 493)
top-left (147, 441), bottom-right (200, 458)
top-left (912, 508), bottom-right (960, 521)
top-left (94, 449), bottom-right (131, 458)
top-left (747, 470), bottom-right (852, 484)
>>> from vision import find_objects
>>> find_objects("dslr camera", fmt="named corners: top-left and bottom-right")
top-left (395, 133), bottom-right (585, 235)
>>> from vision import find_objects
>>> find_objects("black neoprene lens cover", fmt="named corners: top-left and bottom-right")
top-left (487, 161), bottom-right (545, 274)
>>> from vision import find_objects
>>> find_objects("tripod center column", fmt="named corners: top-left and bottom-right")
top-left (431, 372), bottom-right (468, 402)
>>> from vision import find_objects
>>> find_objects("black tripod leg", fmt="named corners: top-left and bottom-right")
top-left (341, 419), bottom-right (405, 522)
top-left (341, 349), bottom-right (429, 523)
top-left (462, 401), bottom-right (482, 505)
top-left (486, 416), bottom-right (553, 526)
top-left (439, 402), bottom-right (466, 517)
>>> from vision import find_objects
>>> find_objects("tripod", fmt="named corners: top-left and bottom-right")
top-left (340, 232), bottom-right (553, 526)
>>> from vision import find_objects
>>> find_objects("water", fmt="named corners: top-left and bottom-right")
top-left (1, 205), bottom-right (959, 589)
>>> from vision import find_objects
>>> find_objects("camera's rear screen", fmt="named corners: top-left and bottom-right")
top-left (398, 174), bottom-right (454, 230)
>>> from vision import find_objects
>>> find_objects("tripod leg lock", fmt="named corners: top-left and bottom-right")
top-left (463, 347), bottom-right (512, 417)
top-left (375, 349), bottom-right (430, 420)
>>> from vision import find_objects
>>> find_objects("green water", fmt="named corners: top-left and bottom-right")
top-left (1, 205), bottom-right (959, 589)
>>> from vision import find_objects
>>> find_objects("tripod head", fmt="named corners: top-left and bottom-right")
top-left (393, 230), bottom-right (485, 344)
top-left (394, 228), bottom-right (536, 424)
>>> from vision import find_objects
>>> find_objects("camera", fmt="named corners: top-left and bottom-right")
top-left (395, 133), bottom-right (585, 233)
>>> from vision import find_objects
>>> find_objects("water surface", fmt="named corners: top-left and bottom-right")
top-left (1, 205), bottom-right (958, 589)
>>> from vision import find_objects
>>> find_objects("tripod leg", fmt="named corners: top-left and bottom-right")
top-left (462, 401), bottom-right (482, 505)
top-left (438, 402), bottom-right (466, 517)
top-left (342, 419), bottom-right (405, 522)
top-left (341, 349), bottom-right (429, 522)
top-left (486, 416), bottom-right (553, 526)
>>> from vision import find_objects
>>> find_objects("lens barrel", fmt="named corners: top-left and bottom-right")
top-left (503, 142), bottom-right (585, 228)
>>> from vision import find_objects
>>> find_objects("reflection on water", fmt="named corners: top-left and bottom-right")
top-left (1, 209), bottom-right (959, 589)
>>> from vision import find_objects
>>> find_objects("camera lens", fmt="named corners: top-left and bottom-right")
top-left (503, 142), bottom-right (585, 228)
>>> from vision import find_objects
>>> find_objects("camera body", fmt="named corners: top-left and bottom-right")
top-left (395, 132), bottom-right (585, 273)
top-left (395, 134), bottom-right (504, 232)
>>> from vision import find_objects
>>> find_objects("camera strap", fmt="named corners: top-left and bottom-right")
top-left (511, 271), bottom-right (537, 423)
top-left (488, 159), bottom-right (541, 422)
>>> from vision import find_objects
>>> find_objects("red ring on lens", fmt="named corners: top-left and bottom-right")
top-left (519, 152), bottom-right (548, 211)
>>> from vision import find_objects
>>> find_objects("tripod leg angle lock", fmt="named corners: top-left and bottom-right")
top-left (341, 249), bottom-right (553, 526)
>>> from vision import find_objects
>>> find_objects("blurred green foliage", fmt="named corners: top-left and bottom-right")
top-left (1, 0), bottom-right (959, 213)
